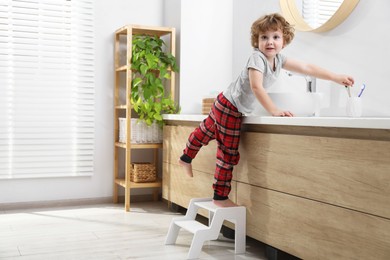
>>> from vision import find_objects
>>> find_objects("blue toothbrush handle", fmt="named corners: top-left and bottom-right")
top-left (358, 84), bottom-right (366, 97)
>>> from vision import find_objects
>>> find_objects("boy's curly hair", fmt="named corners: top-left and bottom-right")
top-left (251, 13), bottom-right (295, 48)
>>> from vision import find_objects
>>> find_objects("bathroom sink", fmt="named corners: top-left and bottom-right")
top-left (267, 92), bottom-right (322, 117)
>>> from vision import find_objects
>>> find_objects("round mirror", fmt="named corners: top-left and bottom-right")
top-left (279, 0), bottom-right (359, 32)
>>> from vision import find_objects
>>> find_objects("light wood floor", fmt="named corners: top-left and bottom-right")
top-left (0, 201), bottom-right (267, 259)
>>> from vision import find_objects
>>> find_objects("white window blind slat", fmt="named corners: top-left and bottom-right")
top-left (0, 0), bottom-right (94, 179)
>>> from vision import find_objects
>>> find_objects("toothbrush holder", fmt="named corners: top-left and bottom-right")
top-left (346, 97), bottom-right (362, 117)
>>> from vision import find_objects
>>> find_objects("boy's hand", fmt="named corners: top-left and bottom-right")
top-left (335, 74), bottom-right (355, 86)
top-left (271, 110), bottom-right (294, 117)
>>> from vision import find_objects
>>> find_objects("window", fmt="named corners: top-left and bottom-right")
top-left (0, 0), bottom-right (94, 179)
top-left (302, 0), bottom-right (343, 28)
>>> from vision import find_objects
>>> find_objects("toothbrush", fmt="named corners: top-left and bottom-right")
top-left (357, 84), bottom-right (366, 97)
top-left (345, 85), bottom-right (352, 97)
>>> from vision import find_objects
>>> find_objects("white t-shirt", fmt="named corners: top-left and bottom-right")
top-left (223, 49), bottom-right (286, 115)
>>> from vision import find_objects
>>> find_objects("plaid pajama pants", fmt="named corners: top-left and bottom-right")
top-left (181, 92), bottom-right (243, 200)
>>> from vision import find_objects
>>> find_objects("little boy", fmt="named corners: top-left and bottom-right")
top-left (179, 13), bottom-right (354, 207)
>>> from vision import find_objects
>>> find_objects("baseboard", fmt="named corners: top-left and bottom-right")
top-left (0, 194), bottom-right (161, 211)
top-left (0, 197), bottom-right (113, 211)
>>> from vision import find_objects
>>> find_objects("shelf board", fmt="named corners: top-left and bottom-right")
top-left (115, 142), bottom-right (162, 149)
top-left (116, 24), bottom-right (174, 37)
top-left (132, 143), bottom-right (163, 149)
top-left (116, 65), bottom-right (127, 72)
top-left (115, 142), bottom-right (127, 148)
top-left (115, 66), bottom-right (175, 75)
top-left (115, 105), bottom-right (127, 110)
top-left (115, 178), bottom-right (162, 188)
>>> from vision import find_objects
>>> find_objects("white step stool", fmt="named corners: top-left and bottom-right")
top-left (165, 198), bottom-right (246, 259)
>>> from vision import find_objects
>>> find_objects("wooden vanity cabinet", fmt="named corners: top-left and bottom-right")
top-left (162, 120), bottom-right (390, 259)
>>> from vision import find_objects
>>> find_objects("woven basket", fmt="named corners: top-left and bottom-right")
top-left (130, 163), bottom-right (157, 183)
top-left (202, 97), bottom-right (215, 115)
top-left (118, 118), bottom-right (162, 144)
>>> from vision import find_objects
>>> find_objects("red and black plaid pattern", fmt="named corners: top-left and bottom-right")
top-left (183, 92), bottom-right (242, 200)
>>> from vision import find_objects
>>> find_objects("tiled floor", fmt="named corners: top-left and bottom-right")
top-left (0, 201), bottom-right (267, 259)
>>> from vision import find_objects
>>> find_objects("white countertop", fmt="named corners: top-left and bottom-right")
top-left (163, 114), bottom-right (390, 130)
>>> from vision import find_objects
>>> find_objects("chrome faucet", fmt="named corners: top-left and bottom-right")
top-left (286, 71), bottom-right (316, 93)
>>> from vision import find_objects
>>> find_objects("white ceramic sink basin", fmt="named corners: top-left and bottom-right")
top-left (267, 92), bottom-right (322, 117)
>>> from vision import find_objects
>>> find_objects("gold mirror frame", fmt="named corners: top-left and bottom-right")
top-left (279, 0), bottom-right (359, 32)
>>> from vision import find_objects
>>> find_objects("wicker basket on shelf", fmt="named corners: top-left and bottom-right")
top-left (130, 163), bottom-right (156, 183)
top-left (202, 97), bottom-right (215, 115)
top-left (118, 118), bottom-right (162, 144)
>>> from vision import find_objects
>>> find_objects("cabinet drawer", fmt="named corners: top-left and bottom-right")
top-left (237, 182), bottom-right (390, 260)
top-left (236, 132), bottom-right (390, 218)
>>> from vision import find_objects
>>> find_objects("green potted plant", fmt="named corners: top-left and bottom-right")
top-left (130, 35), bottom-right (180, 126)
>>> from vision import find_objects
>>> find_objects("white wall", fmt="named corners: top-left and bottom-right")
top-left (0, 0), bottom-right (164, 204)
top-left (179, 0), bottom-right (233, 114)
top-left (163, 0), bottom-right (181, 105)
top-left (232, 1), bottom-right (390, 117)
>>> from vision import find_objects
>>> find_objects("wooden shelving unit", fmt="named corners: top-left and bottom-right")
top-left (113, 25), bottom-right (176, 211)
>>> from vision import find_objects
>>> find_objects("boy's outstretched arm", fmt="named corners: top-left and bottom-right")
top-left (249, 68), bottom-right (294, 117)
top-left (283, 58), bottom-right (355, 86)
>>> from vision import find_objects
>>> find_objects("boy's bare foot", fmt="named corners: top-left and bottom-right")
top-left (213, 199), bottom-right (237, 207)
top-left (178, 159), bottom-right (193, 177)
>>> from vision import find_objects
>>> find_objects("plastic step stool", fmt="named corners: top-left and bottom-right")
top-left (165, 198), bottom-right (246, 259)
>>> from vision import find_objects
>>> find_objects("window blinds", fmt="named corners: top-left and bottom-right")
top-left (0, 0), bottom-right (95, 179)
top-left (302, 0), bottom-right (343, 28)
